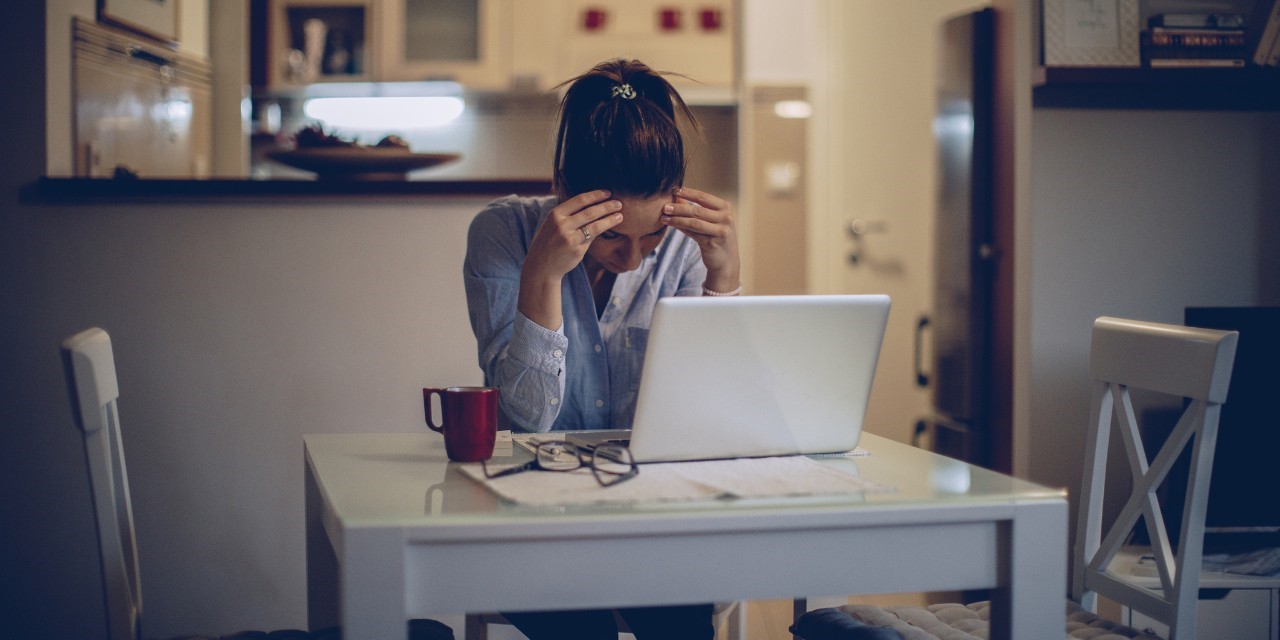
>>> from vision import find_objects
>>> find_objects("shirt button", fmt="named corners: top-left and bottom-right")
top-left (595, 399), bottom-right (605, 408)
top-left (552, 348), bottom-right (563, 359)
top-left (550, 397), bottom-right (559, 406)
top-left (594, 344), bottom-right (602, 353)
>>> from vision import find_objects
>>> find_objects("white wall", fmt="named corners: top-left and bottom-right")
top-left (741, 0), bottom-right (816, 84)
top-left (1025, 108), bottom-right (1280, 518)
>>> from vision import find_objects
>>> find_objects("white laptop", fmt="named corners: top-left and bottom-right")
top-left (567, 294), bottom-right (891, 463)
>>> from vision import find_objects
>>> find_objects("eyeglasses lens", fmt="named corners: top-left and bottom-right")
top-left (592, 444), bottom-right (634, 476)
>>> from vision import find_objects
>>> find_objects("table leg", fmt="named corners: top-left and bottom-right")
top-left (307, 459), bottom-right (407, 640)
top-left (306, 459), bottom-right (339, 631)
top-left (340, 527), bottom-right (408, 640)
top-left (992, 499), bottom-right (1068, 639)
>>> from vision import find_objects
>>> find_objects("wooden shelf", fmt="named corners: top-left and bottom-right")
top-left (1033, 65), bottom-right (1280, 110)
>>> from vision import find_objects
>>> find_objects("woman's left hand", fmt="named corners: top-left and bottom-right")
top-left (662, 186), bottom-right (741, 293)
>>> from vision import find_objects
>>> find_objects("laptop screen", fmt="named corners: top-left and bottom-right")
top-left (624, 294), bottom-right (891, 463)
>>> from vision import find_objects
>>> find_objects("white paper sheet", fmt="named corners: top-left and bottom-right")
top-left (459, 455), bottom-right (892, 507)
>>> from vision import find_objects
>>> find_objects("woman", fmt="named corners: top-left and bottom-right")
top-left (464, 58), bottom-right (740, 434)
top-left (462, 59), bottom-right (739, 639)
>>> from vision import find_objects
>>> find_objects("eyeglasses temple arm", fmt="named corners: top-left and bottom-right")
top-left (484, 460), bottom-right (537, 479)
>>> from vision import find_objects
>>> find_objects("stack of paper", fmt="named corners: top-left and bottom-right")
top-left (460, 455), bottom-right (892, 507)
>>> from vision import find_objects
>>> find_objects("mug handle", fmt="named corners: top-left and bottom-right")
top-left (423, 388), bottom-right (444, 433)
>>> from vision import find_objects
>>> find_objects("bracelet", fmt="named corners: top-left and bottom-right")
top-left (702, 282), bottom-right (742, 297)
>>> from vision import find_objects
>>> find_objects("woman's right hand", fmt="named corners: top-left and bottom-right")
top-left (518, 190), bottom-right (623, 330)
top-left (521, 190), bottom-right (623, 282)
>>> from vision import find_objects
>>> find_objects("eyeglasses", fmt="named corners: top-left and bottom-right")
top-left (482, 441), bottom-right (638, 487)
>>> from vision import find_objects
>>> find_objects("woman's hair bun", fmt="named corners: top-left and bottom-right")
top-left (552, 59), bottom-right (700, 200)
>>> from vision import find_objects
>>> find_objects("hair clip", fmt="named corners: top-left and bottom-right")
top-left (611, 83), bottom-right (637, 100)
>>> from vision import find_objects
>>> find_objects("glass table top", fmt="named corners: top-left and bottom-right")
top-left (305, 431), bottom-right (1065, 528)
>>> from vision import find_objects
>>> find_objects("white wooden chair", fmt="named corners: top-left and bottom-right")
top-left (63, 327), bottom-right (143, 640)
top-left (62, 327), bottom-right (454, 640)
top-left (790, 316), bottom-right (1239, 639)
top-left (1074, 316), bottom-right (1239, 639)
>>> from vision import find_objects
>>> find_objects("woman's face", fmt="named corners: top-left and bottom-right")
top-left (585, 194), bottom-right (673, 274)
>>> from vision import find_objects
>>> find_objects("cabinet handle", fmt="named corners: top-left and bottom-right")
top-left (128, 46), bottom-right (172, 67)
top-left (914, 315), bottom-right (931, 387)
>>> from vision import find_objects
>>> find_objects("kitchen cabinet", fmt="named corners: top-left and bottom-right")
top-left (376, 0), bottom-right (512, 89)
top-left (558, 0), bottom-right (736, 91)
top-left (509, 0), bottom-right (738, 96)
top-left (263, 0), bottom-right (737, 95)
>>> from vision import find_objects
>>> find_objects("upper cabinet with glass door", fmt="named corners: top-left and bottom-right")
top-left (377, 0), bottom-right (512, 89)
top-left (270, 0), bottom-right (378, 87)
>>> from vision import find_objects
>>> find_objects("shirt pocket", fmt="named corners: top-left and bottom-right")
top-left (623, 326), bottom-right (651, 392)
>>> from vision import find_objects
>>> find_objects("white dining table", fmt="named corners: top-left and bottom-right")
top-left (304, 431), bottom-right (1067, 639)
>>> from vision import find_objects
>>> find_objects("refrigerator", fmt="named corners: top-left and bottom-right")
top-left (915, 8), bottom-right (996, 468)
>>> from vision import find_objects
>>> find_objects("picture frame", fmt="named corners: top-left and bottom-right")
top-left (98, 0), bottom-right (179, 45)
top-left (1043, 0), bottom-right (1140, 67)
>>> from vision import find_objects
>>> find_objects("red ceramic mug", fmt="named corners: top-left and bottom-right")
top-left (423, 386), bottom-right (498, 462)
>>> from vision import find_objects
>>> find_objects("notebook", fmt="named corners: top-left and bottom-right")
top-left (567, 294), bottom-right (891, 463)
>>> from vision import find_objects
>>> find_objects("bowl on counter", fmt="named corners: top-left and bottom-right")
top-left (267, 147), bottom-right (461, 181)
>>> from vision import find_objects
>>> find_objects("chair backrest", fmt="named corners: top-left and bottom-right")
top-left (62, 327), bottom-right (142, 640)
top-left (1073, 316), bottom-right (1239, 640)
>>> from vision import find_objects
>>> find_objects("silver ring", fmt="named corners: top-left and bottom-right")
top-left (580, 227), bottom-right (593, 242)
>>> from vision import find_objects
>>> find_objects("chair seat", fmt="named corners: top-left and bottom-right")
top-left (791, 600), bottom-right (1165, 640)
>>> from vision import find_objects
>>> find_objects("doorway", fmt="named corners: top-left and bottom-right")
top-left (807, 1), bottom-right (991, 446)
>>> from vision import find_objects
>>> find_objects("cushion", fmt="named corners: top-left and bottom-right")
top-left (789, 608), bottom-right (905, 640)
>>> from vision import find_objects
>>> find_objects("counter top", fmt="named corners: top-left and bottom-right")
top-left (27, 177), bottom-right (553, 203)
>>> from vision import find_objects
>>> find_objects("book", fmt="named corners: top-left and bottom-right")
top-left (1148, 58), bottom-right (1246, 68)
top-left (1148, 13), bottom-right (1247, 29)
top-left (1145, 28), bottom-right (1246, 47)
top-left (1140, 28), bottom-right (1249, 67)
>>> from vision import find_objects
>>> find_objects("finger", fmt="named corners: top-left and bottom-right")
top-left (674, 186), bottom-right (728, 210)
top-left (580, 211), bottom-right (625, 243)
top-left (663, 214), bottom-right (725, 239)
top-left (568, 198), bottom-right (623, 230)
top-left (661, 200), bottom-right (728, 227)
top-left (553, 190), bottom-right (613, 218)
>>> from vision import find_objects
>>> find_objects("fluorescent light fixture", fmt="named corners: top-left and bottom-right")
top-left (304, 96), bottom-right (465, 131)
top-left (773, 100), bottom-right (812, 119)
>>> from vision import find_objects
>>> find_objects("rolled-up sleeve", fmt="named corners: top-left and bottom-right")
top-left (463, 199), bottom-right (568, 432)
top-left (491, 312), bottom-right (568, 431)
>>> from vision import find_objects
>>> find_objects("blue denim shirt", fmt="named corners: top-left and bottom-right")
top-left (463, 195), bottom-right (707, 432)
